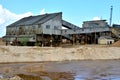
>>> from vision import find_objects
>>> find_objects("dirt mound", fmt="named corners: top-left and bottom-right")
top-left (0, 46), bottom-right (120, 62)
top-left (111, 40), bottom-right (120, 47)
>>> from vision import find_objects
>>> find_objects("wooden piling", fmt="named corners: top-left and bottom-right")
top-left (94, 32), bottom-right (96, 44)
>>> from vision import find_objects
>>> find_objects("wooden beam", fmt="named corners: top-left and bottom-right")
top-left (72, 34), bottom-right (75, 45)
top-left (41, 33), bottom-right (44, 47)
top-left (50, 35), bottom-right (52, 47)
top-left (60, 35), bottom-right (62, 46)
top-left (94, 32), bottom-right (96, 44)
top-left (85, 34), bottom-right (87, 44)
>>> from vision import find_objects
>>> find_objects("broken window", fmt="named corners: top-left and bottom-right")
top-left (46, 25), bottom-right (50, 29)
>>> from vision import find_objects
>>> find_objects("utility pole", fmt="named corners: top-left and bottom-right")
top-left (110, 6), bottom-right (113, 26)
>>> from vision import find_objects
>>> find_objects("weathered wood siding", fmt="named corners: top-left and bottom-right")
top-left (83, 20), bottom-right (108, 28)
top-left (42, 13), bottom-right (62, 35)
top-left (6, 25), bottom-right (43, 36)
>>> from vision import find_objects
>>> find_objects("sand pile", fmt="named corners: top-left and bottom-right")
top-left (0, 45), bottom-right (120, 62)
top-left (111, 40), bottom-right (120, 47)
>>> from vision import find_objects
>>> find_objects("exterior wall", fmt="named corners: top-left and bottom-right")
top-left (83, 20), bottom-right (108, 28)
top-left (22, 25), bottom-right (43, 35)
top-left (4, 35), bottom-right (36, 42)
top-left (7, 25), bottom-right (43, 36)
top-left (6, 24), bottom-right (43, 42)
top-left (98, 38), bottom-right (114, 45)
top-left (42, 14), bottom-right (62, 35)
top-left (6, 27), bottom-right (17, 35)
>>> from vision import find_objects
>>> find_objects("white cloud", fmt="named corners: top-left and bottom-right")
top-left (92, 17), bottom-right (100, 21)
top-left (0, 4), bottom-right (32, 37)
top-left (0, 18), bottom-right (5, 25)
top-left (40, 9), bottom-right (45, 15)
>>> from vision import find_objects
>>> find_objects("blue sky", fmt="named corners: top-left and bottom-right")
top-left (0, 0), bottom-right (120, 37)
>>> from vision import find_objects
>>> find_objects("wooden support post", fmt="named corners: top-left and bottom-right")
top-left (60, 30), bottom-right (62, 47)
top-left (85, 34), bottom-right (87, 44)
top-left (42, 33), bottom-right (44, 47)
top-left (94, 32), bottom-right (96, 44)
top-left (35, 34), bottom-right (38, 46)
top-left (109, 31), bottom-right (112, 37)
top-left (90, 33), bottom-right (92, 44)
top-left (99, 32), bottom-right (101, 37)
top-left (50, 35), bottom-right (52, 47)
top-left (60, 35), bottom-right (62, 46)
top-left (72, 34), bottom-right (75, 45)
top-left (75, 34), bottom-right (76, 45)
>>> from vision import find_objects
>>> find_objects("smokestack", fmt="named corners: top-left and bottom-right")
top-left (110, 6), bottom-right (113, 26)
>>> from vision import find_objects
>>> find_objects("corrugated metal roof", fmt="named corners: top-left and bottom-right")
top-left (8, 12), bottom-right (62, 27)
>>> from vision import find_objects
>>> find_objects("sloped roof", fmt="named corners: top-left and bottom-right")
top-left (62, 20), bottom-right (81, 29)
top-left (83, 20), bottom-right (107, 23)
top-left (7, 12), bottom-right (62, 27)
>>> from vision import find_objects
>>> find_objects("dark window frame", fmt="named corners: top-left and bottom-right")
top-left (46, 25), bottom-right (50, 29)
top-left (54, 26), bottom-right (59, 30)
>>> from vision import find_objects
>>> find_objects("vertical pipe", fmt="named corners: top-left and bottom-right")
top-left (110, 6), bottom-right (113, 26)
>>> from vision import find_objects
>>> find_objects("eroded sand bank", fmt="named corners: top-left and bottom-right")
top-left (0, 45), bottom-right (120, 63)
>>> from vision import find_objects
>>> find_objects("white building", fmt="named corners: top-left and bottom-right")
top-left (98, 36), bottom-right (114, 45)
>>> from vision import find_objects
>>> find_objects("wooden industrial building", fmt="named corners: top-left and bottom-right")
top-left (4, 12), bottom-right (63, 46)
top-left (3, 12), bottom-right (119, 46)
top-left (3, 12), bottom-right (80, 46)
top-left (98, 36), bottom-right (114, 45)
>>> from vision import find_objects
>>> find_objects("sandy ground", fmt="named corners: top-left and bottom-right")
top-left (0, 45), bottom-right (120, 63)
